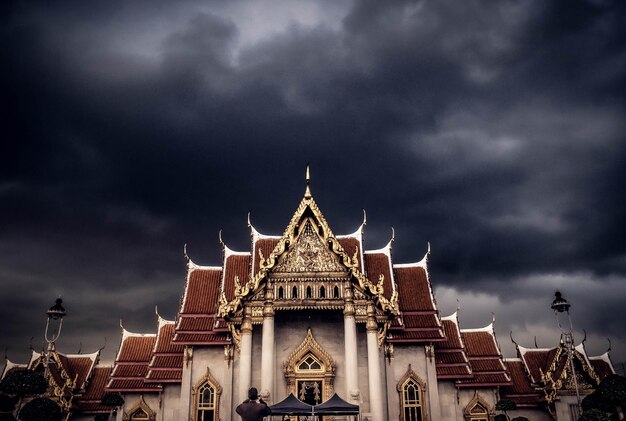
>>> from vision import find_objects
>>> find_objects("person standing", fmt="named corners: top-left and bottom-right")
top-left (236, 387), bottom-right (272, 421)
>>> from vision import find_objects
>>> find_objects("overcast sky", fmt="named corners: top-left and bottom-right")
top-left (1, 0), bottom-right (625, 366)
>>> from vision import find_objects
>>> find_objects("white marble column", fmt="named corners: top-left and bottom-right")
top-left (366, 303), bottom-right (384, 421)
top-left (238, 309), bottom-right (253, 405)
top-left (424, 344), bottom-right (441, 420)
top-left (261, 284), bottom-right (275, 403)
top-left (343, 286), bottom-right (360, 404)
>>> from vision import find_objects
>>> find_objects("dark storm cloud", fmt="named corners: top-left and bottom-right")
top-left (1, 0), bottom-right (625, 363)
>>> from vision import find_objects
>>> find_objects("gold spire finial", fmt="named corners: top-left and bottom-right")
top-left (304, 164), bottom-right (312, 198)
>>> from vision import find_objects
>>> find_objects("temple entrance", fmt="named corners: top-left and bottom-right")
top-left (297, 379), bottom-right (324, 406)
top-left (284, 329), bottom-right (336, 419)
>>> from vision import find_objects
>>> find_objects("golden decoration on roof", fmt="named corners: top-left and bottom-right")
top-left (218, 179), bottom-right (399, 320)
top-left (273, 219), bottom-right (346, 274)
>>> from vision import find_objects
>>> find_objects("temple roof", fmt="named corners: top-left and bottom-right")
top-left (106, 328), bottom-right (161, 393)
top-left (146, 317), bottom-right (184, 383)
top-left (73, 366), bottom-right (113, 414)
top-left (388, 250), bottom-right (444, 343)
top-left (457, 321), bottom-right (511, 387)
top-left (434, 312), bottom-right (472, 379)
top-left (500, 359), bottom-right (544, 407)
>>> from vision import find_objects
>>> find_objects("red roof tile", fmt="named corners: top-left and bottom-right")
top-left (172, 333), bottom-right (230, 344)
top-left (118, 336), bottom-right (156, 362)
top-left (181, 268), bottom-right (222, 314)
top-left (401, 314), bottom-right (440, 328)
top-left (387, 330), bottom-right (445, 342)
top-left (107, 378), bottom-right (160, 392)
top-left (150, 355), bottom-right (183, 369)
top-left (520, 348), bottom-right (556, 383)
top-left (364, 253), bottom-right (393, 300)
top-left (436, 366), bottom-right (473, 377)
top-left (461, 331), bottom-right (499, 357)
top-left (394, 266), bottom-right (436, 311)
top-left (338, 237), bottom-right (362, 270)
top-left (145, 369), bottom-right (183, 382)
top-left (177, 317), bottom-right (216, 331)
top-left (253, 239), bottom-right (280, 275)
top-left (500, 360), bottom-right (544, 407)
top-left (112, 365), bottom-right (148, 377)
top-left (80, 366), bottom-right (112, 400)
top-left (223, 254), bottom-right (250, 301)
top-left (436, 351), bottom-right (467, 365)
top-left (154, 323), bottom-right (184, 354)
top-left (66, 355), bottom-right (97, 390)
top-left (589, 357), bottom-right (614, 380)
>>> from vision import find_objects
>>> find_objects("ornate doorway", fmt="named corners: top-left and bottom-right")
top-left (284, 328), bottom-right (336, 405)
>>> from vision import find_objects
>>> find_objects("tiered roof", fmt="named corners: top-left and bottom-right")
top-left (73, 366), bottom-right (113, 414)
top-left (458, 322), bottom-right (511, 387)
top-left (500, 359), bottom-right (544, 407)
top-left (173, 259), bottom-right (230, 345)
top-left (146, 316), bottom-right (185, 383)
top-left (501, 340), bottom-right (615, 407)
top-left (434, 312), bottom-right (472, 379)
top-left (388, 251), bottom-right (445, 343)
top-left (106, 328), bottom-right (160, 393)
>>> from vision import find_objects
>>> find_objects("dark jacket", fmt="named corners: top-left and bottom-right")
top-left (235, 399), bottom-right (272, 421)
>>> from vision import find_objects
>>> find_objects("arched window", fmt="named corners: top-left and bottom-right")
top-left (333, 286), bottom-right (339, 298)
top-left (401, 379), bottom-right (423, 420)
top-left (129, 408), bottom-right (150, 421)
top-left (194, 368), bottom-right (222, 421)
top-left (306, 286), bottom-right (312, 298)
top-left (124, 398), bottom-right (155, 421)
top-left (464, 392), bottom-right (493, 421)
top-left (397, 365), bottom-right (426, 421)
top-left (319, 286), bottom-right (326, 298)
top-left (278, 286), bottom-right (284, 299)
top-left (292, 286), bottom-right (298, 298)
top-left (197, 381), bottom-right (216, 421)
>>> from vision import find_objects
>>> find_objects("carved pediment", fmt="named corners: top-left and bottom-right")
top-left (273, 218), bottom-right (347, 275)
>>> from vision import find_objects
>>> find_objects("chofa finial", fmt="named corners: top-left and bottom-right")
top-left (304, 164), bottom-right (312, 198)
top-left (362, 209), bottom-right (367, 227)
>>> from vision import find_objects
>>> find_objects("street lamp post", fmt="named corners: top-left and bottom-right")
top-left (44, 298), bottom-right (67, 372)
top-left (550, 291), bottom-right (581, 417)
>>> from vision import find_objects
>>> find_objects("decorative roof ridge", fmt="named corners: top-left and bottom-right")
top-left (1, 360), bottom-right (27, 380)
top-left (504, 357), bottom-right (523, 362)
top-left (461, 322), bottom-right (494, 334)
top-left (184, 244), bottom-right (221, 271)
top-left (121, 327), bottom-right (157, 341)
top-left (224, 244), bottom-right (251, 257)
top-left (156, 312), bottom-right (175, 330)
top-left (517, 344), bottom-right (555, 355)
top-left (588, 352), bottom-right (615, 374)
top-left (28, 350), bottom-right (42, 368)
top-left (363, 233), bottom-right (397, 295)
top-left (365, 227), bottom-right (394, 255)
top-left (393, 242), bottom-right (431, 270)
top-left (63, 350), bottom-right (100, 361)
top-left (441, 311), bottom-right (459, 323)
top-left (249, 215), bottom-right (281, 240)
top-left (188, 261), bottom-right (222, 271)
top-left (336, 223), bottom-right (364, 240)
top-left (574, 342), bottom-right (593, 369)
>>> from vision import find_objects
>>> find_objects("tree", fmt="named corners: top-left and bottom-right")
top-left (495, 398), bottom-right (517, 420)
top-left (0, 371), bottom-right (47, 397)
top-left (596, 375), bottom-right (626, 407)
top-left (100, 393), bottom-right (124, 407)
top-left (582, 374), bottom-right (626, 419)
top-left (17, 397), bottom-right (62, 421)
top-left (578, 408), bottom-right (612, 421)
top-left (0, 395), bottom-right (16, 412)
